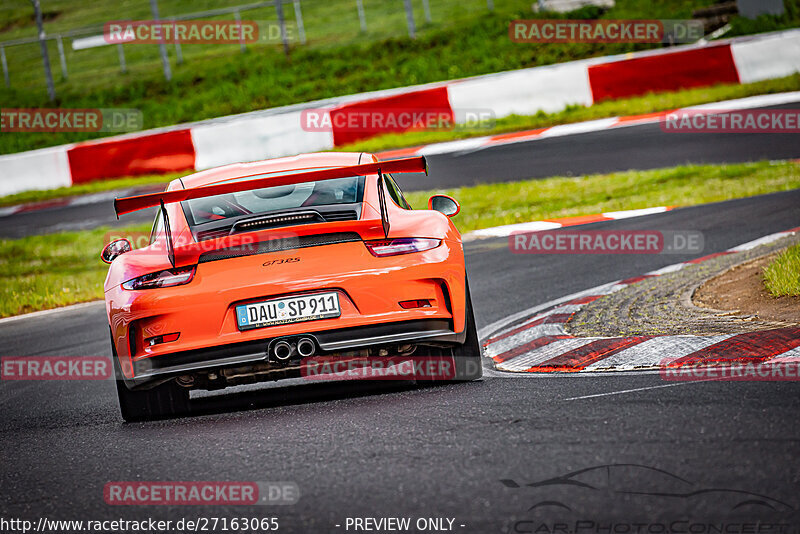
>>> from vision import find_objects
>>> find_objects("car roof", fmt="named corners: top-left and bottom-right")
top-left (171, 152), bottom-right (375, 190)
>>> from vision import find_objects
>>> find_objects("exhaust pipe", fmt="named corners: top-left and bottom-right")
top-left (296, 337), bottom-right (316, 358)
top-left (273, 340), bottom-right (293, 361)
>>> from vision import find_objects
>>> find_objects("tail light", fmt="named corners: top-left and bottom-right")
top-left (399, 299), bottom-right (432, 309)
top-left (364, 238), bottom-right (441, 257)
top-left (122, 266), bottom-right (196, 290)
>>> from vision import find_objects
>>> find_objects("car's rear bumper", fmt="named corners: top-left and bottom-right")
top-left (126, 318), bottom-right (464, 389)
top-left (108, 238), bottom-right (467, 383)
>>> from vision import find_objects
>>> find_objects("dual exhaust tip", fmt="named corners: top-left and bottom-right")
top-left (272, 337), bottom-right (316, 362)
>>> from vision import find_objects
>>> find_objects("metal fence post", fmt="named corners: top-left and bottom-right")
top-left (31, 0), bottom-right (56, 100)
top-left (403, 0), bottom-right (416, 39)
top-left (117, 43), bottom-right (127, 73)
top-left (275, 0), bottom-right (290, 56)
top-left (149, 0), bottom-right (172, 81)
top-left (293, 0), bottom-right (307, 45)
top-left (0, 45), bottom-right (9, 87)
top-left (356, 0), bottom-right (367, 32)
top-left (422, 0), bottom-right (432, 24)
top-left (233, 9), bottom-right (247, 53)
top-left (486, 0), bottom-right (494, 11)
top-left (174, 41), bottom-right (183, 64)
top-left (56, 34), bottom-right (68, 79)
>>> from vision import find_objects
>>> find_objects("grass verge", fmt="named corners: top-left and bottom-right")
top-left (763, 243), bottom-right (800, 297)
top-left (2, 160), bottom-right (798, 318)
top-left (0, 223), bottom-right (149, 317)
top-left (403, 161), bottom-right (800, 233)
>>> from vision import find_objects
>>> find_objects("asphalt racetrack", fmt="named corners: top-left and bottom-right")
top-left (1, 186), bottom-right (799, 532)
top-left (2, 100), bottom-right (800, 239)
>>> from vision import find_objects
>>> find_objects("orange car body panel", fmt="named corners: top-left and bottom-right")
top-left (104, 152), bottom-right (467, 382)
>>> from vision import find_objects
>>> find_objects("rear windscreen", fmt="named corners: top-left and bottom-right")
top-left (181, 171), bottom-right (365, 226)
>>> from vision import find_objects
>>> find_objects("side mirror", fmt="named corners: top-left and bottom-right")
top-left (101, 239), bottom-right (132, 264)
top-left (428, 195), bottom-right (460, 217)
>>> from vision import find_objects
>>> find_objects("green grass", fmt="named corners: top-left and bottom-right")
top-left (403, 160), bottom-right (800, 233)
top-left (2, 160), bottom-right (798, 317)
top-left (339, 74), bottom-right (800, 153)
top-left (6, 0), bottom-right (799, 155)
top-left (763, 243), bottom-right (800, 297)
top-left (0, 223), bottom-right (149, 317)
top-left (0, 172), bottom-right (188, 208)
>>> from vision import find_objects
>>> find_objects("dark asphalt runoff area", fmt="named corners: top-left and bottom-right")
top-left (1, 190), bottom-right (799, 533)
top-left (2, 100), bottom-right (799, 239)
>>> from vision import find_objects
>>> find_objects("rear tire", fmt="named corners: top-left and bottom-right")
top-left (450, 282), bottom-right (483, 381)
top-left (111, 337), bottom-right (190, 422)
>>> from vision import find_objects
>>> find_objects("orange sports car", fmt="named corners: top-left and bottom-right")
top-left (103, 152), bottom-right (482, 421)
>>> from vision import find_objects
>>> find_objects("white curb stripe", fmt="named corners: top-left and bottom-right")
top-left (498, 338), bottom-right (599, 372)
top-left (584, 335), bottom-right (733, 371)
top-left (768, 347), bottom-right (800, 362)
top-left (603, 207), bottom-right (670, 219)
top-left (484, 323), bottom-right (568, 359)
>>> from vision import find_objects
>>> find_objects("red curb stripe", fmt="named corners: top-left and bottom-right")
top-left (486, 127), bottom-right (550, 143)
top-left (544, 313), bottom-right (574, 324)
top-left (526, 336), bottom-right (651, 372)
top-left (484, 315), bottom-right (550, 346)
top-left (614, 110), bottom-right (673, 124)
top-left (492, 335), bottom-right (572, 364)
top-left (567, 295), bottom-right (604, 305)
top-left (686, 251), bottom-right (733, 264)
top-left (619, 274), bottom-right (657, 286)
top-left (484, 312), bottom-right (576, 347)
top-left (668, 327), bottom-right (800, 367)
top-left (542, 214), bottom-right (612, 227)
top-left (15, 198), bottom-right (71, 213)
top-left (377, 146), bottom-right (425, 160)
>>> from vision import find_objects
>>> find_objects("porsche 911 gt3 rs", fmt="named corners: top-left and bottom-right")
top-left (103, 152), bottom-right (482, 421)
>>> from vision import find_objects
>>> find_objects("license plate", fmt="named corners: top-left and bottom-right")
top-left (236, 292), bottom-right (341, 331)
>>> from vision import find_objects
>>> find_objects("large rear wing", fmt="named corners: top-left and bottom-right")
top-left (114, 156), bottom-right (428, 216)
top-left (113, 156), bottom-right (428, 269)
